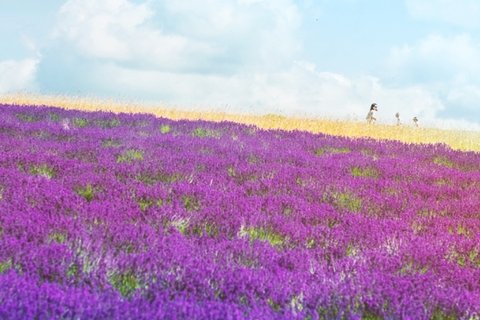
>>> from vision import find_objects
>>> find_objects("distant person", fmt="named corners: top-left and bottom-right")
top-left (413, 116), bottom-right (419, 127)
top-left (366, 103), bottom-right (378, 124)
top-left (395, 112), bottom-right (401, 126)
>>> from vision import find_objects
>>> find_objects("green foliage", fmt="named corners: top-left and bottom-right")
top-left (16, 113), bottom-right (40, 122)
top-left (133, 120), bottom-right (151, 128)
top-left (48, 113), bottom-right (60, 122)
top-left (433, 156), bottom-right (454, 168)
top-left (72, 117), bottom-right (89, 128)
top-left (430, 308), bottom-right (458, 320)
top-left (468, 249), bottom-right (480, 267)
top-left (314, 146), bottom-right (351, 156)
top-left (346, 244), bottom-right (360, 257)
top-left (290, 293), bottom-right (304, 312)
top-left (447, 248), bottom-right (480, 268)
top-left (192, 127), bottom-right (220, 138)
top-left (444, 248), bottom-right (480, 268)
top-left (417, 209), bottom-right (450, 218)
top-left (135, 172), bottom-right (180, 185)
top-left (399, 260), bottom-right (429, 275)
top-left (0, 259), bottom-right (12, 274)
top-left (235, 253), bottom-right (259, 268)
top-left (282, 204), bottom-right (293, 216)
top-left (171, 218), bottom-right (189, 235)
top-left (80, 254), bottom-right (99, 275)
top-left (109, 271), bottom-right (140, 297)
top-left (95, 118), bottom-right (121, 128)
top-left (325, 191), bottom-right (362, 213)
top-left (248, 154), bottom-right (261, 164)
top-left (204, 222), bottom-right (218, 237)
top-left (446, 224), bottom-right (471, 237)
top-left (434, 178), bottom-right (451, 186)
top-left (227, 166), bottom-right (237, 177)
top-left (228, 166), bottom-right (258, 184)
top-left (48, 232), bottom-right (66, 244)
top-left (238, 295), bottom-right (249, 306)
top-left (138, 198), bottom-right (153, 212)
top-left (306, 238), bottom-right (316, 249)
top-left (102, 138), bottom-right (122, 148)
top-left (351, 166), bottom-right (379, 178)
top-left (76, 184), bottom-right (95, 202)
top-left (361, 309), bottom-right (383, 320)
top-left (160, 124), bottom-right (171, 134)
top-left (326, 218), bottom-right (339, 228)
top-left (67, 263), bottom-right (79, 278)
top-left (118, 242), bottom-right (136, 254)
top-left (239, 225), bottom-right (285, 247)
top-left (34, 130), bottom-right (51, 140)
top-left (188, 222), bottom-right (219, 238)
top-left (136, 197), bottom-right (163, 212)
top-left (296, 176), bottom-right (307, 187)
top-left (456, 224), bottom-right (469, 237)
top-left (117, 149), bottom-right (144, 163)
top-left (268, 298), bottom-right (282, 312)
top-left (456, 254), bottom-right (465, 267)
top-left (182, 195), bottom-right (201, 211)
top-left (29, 164), bottom-right (55, 179)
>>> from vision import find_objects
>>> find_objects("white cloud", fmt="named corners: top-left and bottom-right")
top-left (88, 60), bottom-right (454, 127)
top-left (388, 34), bottom-right (480, 80)
top-left (51, 0), bottom-right (480, 130)
top-left (446, 84), bottom-right (480, 110)
top-left (386, 34), bottom-right (480, 121)
top-left (406, 0), bottom-right (480, 28)
top-left (56, 0), bottom-right (301, 73)
top-left (56, 0), bottom-right (207, 70)
top-left (0, 59), bottom-right (39, 94)
top-left (159, 0), bottom-right (301, 68)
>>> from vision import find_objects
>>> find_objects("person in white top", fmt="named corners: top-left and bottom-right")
top-left (366, 103), bottom-right (378, 124)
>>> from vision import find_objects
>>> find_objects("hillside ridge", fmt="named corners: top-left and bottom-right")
top-left (1, 93), bottom-right (480, 152)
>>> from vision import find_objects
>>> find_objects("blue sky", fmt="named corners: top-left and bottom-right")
top-left (1, 0), bottom-right (480, 129)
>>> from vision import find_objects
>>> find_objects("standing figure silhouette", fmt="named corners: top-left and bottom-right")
top-left (366, 103), bottom-right (378, 124)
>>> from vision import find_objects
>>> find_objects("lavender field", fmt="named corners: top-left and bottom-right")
top-left (1, 104), bottom-right (480, 319)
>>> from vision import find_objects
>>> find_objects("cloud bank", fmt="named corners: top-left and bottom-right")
top-left (386, 33), bottom-right (480, 127)
top-left (48, 0), bottom-right (453, 127)
top-left (3, 0), bottom-right (480, 130)
top-left (0, 58), bottom-right (38, 94)
top-left (55, 0), bottom-right (301, 73)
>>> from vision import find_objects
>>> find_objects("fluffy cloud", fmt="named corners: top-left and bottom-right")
top-left (0, 59), bottom-right (39, 94)
top-left (56, 0), bottom-right (301, 73)
top-left (405, 0), bottom-right (480, 28)
top-left (50, 0), bottom-right (480, 130)
top-left (387, 34), bottom-right (480, 82)
top-left (89, 60), bottom-right (451, 127)
top-left (386, 34), bottom-right (480, 122)
top-left (56, 0), bottom-right (206, 71)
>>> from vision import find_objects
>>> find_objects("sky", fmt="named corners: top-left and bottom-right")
top-left (1, 0), bottom-right (480, 130)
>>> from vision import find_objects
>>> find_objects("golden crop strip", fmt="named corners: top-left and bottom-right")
top-left (2, 93), bottom-right (480, 152)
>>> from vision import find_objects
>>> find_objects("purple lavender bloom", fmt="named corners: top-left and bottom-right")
top-left (0, 104), bottom-right (480, 319)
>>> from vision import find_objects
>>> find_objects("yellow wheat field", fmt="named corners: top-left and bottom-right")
top-left (2, 93), bottom-right (480, 152)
